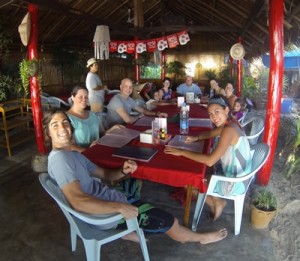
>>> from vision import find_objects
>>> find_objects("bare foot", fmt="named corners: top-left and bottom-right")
top-left (205, 195), bottom-right (215, 217)
top-left (199, 228), bottom-right (228, 244)
top-left (213, 198), bottom-right (227, 221)
top-left (122, 232), bottom-right (140, 243)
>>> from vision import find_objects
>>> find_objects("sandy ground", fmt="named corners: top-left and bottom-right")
top-left (255, 100), bottom-right (300, 261)
top-left (268, 156), bottom-right (300, 261)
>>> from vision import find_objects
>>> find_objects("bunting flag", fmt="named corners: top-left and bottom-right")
top-left (156, 37), bottom-right (168, 51)
top-left (109, 30), bottom-right (190, 54)
top-left (166, 33), bottom-right (179, 48)
top-left (177, 30), bottom-right (190, 45)
top-left (117, 42), bottom-right (127, 53)
top-left (109, 41), bottom-right (118, 52)
top-left (146, 39), bottom-right (157, 52)
top-left (136, 41), bottom-right (147, 53)
top-left (126, 41), bottom-right (136, 54)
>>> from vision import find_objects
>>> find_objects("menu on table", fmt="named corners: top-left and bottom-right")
top-left (97, 128), bottom-right (140, 148)
top-left (166, 135), bottom-right (204, 153)
top-left (112, 145), bottom-right (158, 162)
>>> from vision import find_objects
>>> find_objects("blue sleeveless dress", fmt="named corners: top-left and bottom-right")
top-left (214, 123), bottom-right (252, 196)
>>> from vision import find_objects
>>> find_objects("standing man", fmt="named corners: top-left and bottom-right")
top-left (176, 75), bottom-right (202, 97)
top-left (86, 58), bottom-right (108, 112)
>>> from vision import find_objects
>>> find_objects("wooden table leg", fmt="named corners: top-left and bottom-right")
top-left (183, 184), bottom-right (193, 227)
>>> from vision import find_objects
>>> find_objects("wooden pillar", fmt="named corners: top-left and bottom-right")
top-left (161, 51), bottom-right (166, 80)
top-left (134, 37), bottom-right (140, 83)
top-left (257, 0), bottom-right (284, 185)
top-left (134, 0), bottom-right (143, 83)
top-left (27, 4), bottom-right (46, 154)
top-left (236, 37), bottom-right (242, 97)
top-left (230, 56), bottom-right (234, 78)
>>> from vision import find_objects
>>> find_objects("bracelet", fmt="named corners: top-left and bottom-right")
top-left (121, 168), bottom-right (129, 176)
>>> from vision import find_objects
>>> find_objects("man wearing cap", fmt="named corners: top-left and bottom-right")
top-left (86, 58), bottom-right (108, 112)
top-left (176, 76), bottom-right (202, 97)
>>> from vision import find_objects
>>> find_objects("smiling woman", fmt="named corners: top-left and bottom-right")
top-left (164, 95), bottom-right (252, 220)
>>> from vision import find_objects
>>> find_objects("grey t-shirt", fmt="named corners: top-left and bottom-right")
top-left (106, 94), bottom-right (139, 128)
top-left (48, 150), bottom-right (127, 203)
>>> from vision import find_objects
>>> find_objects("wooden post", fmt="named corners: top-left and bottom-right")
top-left (28, 4), bottom-right (46, 154)
top-left (161, 51), bottom-right (166, 80)
top-left (236, 37), bottom-right (242, 97)
top-left (257, 0), bottom-right (284, 185)
top-left (134, 0), bottom-right (143, 83)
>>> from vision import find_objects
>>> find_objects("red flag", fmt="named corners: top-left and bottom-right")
top-left (126, 41), bottom-right (135, 54)
top-left (109, 41), bottom-right (118, 52)
top-left (146, 39), bottom-right (157, 52)
top-left (166, 34), bottom-right (179, 48)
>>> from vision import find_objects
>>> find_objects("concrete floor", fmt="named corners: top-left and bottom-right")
top-left (0, 139), bottom-right (275, 261)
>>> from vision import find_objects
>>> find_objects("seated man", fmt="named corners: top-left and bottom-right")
top-left (176, 76), bottom-right (202, 97)
top-left (43, 108), bottom-right (227, 244)
top-left (106, 78), bottom-right (168, 128)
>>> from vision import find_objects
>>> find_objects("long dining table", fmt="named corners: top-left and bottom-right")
top-left (83, 103), bottom-right (212, 227)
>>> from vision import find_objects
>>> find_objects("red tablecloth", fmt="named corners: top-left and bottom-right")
top-left (83, 104), bottom-right (211, 192)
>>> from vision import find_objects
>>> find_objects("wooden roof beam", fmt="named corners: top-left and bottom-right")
top-left (241, 0), bottom-right (265, 37)
top-left (136, 25), bottom-right (239, 34)
top-left (25, 0), bottom-right (136, 36)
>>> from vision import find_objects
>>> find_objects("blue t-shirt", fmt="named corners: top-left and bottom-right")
top-left (176, 83), bottom-right (202, 96)
top-left (67, 111), bottom-right (100, 148)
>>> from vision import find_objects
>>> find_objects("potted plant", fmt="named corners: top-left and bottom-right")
top-left (251, 187), bottom-right (278, 229)
top-left (19, 58), bottom-right (41, 98)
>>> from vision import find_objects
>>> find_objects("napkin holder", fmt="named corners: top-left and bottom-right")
top-left (140, 129), bottom-right (153, 144)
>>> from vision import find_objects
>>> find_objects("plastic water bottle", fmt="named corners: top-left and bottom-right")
top-left (210, 88), bottom-right (215, 98)
top-left (180, 103), bottom-right (189, 134)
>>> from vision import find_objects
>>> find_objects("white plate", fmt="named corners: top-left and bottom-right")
top-left (130, 111), bottom-right (139, 116)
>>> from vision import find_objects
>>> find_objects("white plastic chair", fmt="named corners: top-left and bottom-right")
top-left (192, 143), bottom-right (270, 235)
top-left (47, 96), bottom-right (70, 108)
top-left (39, 173), bottom-right (150, 261)
top-left (241, 116), bottom-right (265, 145)
top-left (238, 108), bottom-right (249, 124)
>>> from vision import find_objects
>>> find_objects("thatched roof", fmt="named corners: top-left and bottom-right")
top-left (0, 0), bottom-right (300, 59)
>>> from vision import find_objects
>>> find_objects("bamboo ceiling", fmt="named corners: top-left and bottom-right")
top-left (0, 0), bottom-right (300, 59)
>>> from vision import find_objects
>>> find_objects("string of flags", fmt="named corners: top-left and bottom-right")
top-left (108, 30), bottom-right (190, 54)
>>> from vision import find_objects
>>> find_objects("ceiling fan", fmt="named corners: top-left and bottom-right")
top-left (127, 8), bottom-right (134, 23)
